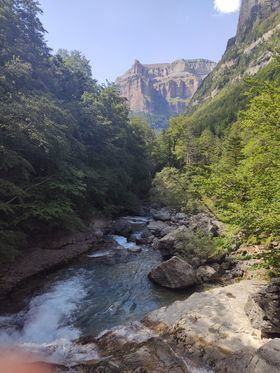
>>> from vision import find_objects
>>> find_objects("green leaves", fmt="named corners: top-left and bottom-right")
top-left (152, 54), bottom-right (280, 249)
top-left (0, 0), bottom-right (154, 260)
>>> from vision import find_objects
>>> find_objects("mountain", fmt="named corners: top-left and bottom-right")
top-left (190, 0), bottom-right (280, 107)
top-left (116, 59), bottom-right (216, 129)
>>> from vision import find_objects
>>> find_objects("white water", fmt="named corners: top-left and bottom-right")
top-left (0, 274), bottom-right (86, 345)
top-left (112, 234), bottom-right (136, 249)
top-left (0, 223), bottom-right (191, 367)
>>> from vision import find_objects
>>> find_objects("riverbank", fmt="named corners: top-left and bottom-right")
top-left (1, 211), bottom-right (279, 372)
top-left (51, 280), bottom-right (280, 373)
top-left (0, 218), bottom-right (111, 299)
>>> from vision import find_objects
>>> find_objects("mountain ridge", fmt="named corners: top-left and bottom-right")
top-left (116, 58), bottom-right (216, 129)
top-left (190, 0), bottom-right (280, 107)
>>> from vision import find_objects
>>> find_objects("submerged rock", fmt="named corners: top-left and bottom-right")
top-left (128, 246), bottom-right (142, 253)
top-left (148, 256), bottom-right (197, 289)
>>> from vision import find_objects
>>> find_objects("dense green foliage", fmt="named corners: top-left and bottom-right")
top-left (152, 55), bottom-right (280, 249)
top-left (0, 0), bottom-right (154, 261)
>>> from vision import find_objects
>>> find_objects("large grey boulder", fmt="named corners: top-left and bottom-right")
top-left (150, 208), bottom-right (171, 221)
top-left (148, 256), bottom-right (197, 289)
top-left (146, 280), bottom-right (266, 371)
top-left (157, 226), bottom-right (188, 258)
top-left (245, 277), bottom-right (280, 337)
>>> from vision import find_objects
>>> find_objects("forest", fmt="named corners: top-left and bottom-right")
top-left (152, 55), bottom-right (280, 274)
top-left (0, 0), bottom-right (155, 261)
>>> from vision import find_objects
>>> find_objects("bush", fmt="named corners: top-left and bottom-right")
top-left (174, 229), bottom-right (215, 261)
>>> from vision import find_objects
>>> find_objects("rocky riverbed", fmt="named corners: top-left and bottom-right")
top-left (0, 209), bottom-right (279, 372)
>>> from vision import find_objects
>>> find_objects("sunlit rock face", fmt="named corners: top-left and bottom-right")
top-left (190, 0), bottom-right (280, 107)
top-left (237, 0), bottom-right (280, 35)
top-left (116, 59), bottom-right (216, 129)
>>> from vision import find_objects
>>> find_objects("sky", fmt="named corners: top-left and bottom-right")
top-left (38, 0), bottom-right (241, 83)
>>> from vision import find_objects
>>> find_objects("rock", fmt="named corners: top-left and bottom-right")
top-left (128, 246), bottom-right (142, 253)
top-left (93, 322), bottom-right (190, 373)
top-left (189, 213), bottom-right (223, 236)
top-left (116, 59), bottom-right (216, 129)
top-left (157, 226), bottom-right (188, 259)
top-left (245, 278), bottom-right (280, 337)
top-left (146, 280), bottom-right (266, 369)
top-left (93, 228), bottom-right (103, 239)
top-left (221, 261), bottom-right (231, 270)
top-left (211, 263), bottom-right (221, 273)
top-left (196, 265), bottom-right (217, 283)
top-left (150, 208), bottom-right (171, 221)
top-left (111, 216), bottom-right (148, 237)
top-left (136, 235), bottom-right (154, 245)
top-left (247, 339), bottom-right (280, 373)
top-left (148, 256), bottom-right (197, 289)
top-left (147, 221), bottom-right (174, 238)
top-left (111, 218), bottom-right (132, 236)
top-left (171, 212), bottom-right (189, 224)
top-left (190, 257), bottom-right (201, 269)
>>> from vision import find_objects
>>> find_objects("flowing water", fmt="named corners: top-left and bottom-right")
top-left (0, 217), bottom-right (190, 365)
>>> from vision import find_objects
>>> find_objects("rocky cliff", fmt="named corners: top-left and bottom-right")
top-left (237, 0), bottom-right (280, 34)
top-left (116, 59), bottom-right (216, 129)
top-left (190, 0), bottom-right (280, 107)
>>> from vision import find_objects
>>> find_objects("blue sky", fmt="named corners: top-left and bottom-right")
top-left (38, 0), bottom-right (240, 83)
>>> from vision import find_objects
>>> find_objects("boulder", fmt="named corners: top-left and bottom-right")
top-left (148, 256), bottom-right (197, 289)
top-left (147, 221), bottom-right (174, 238)
top-left (157, 226), bottom-right (188, 259)
top-left (246, 339), bottom-right (280, 373)
top-left (146, 280), bottom-right (266, 370)
top-left (189, 213), bottom-right (223, 236)
top-left (171, 212), bottom-right (189, 224)
top-left (190, 257), bottom-right (201, 269)
top-left (245, 278), bottom-right (280, 337)
top-left (86, 322), bottom-right (189, 373)
top-left (196, 265), bottom-right (217, 283)
top-left (128, 246), bottom-right (142, 253)
top-left (112, 219), bottom-right (132, 236)
top-left (150, 208), bottom-right (171, 221)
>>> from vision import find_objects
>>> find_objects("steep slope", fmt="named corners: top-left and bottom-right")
top-left (191, 0), bottom-right (280, 107)
top-left (116, 59), bottom-right (216, 129)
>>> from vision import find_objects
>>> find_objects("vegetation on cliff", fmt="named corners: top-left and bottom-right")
top-left (0, 0), bottom-right (155, 261)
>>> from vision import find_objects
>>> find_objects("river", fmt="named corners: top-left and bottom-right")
top-left (0, 216), bottom-right (190, 365)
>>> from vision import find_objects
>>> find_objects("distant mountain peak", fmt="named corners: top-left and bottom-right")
top-left (116, 58), bottom-right (216, 130)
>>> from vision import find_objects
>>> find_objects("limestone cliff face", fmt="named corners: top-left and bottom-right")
top-left (237, 0), bottom-right (280, 35)
top-left (191, 0), bottom-right (280, 107)
top-left (116, 59), bottom-right (216, 128)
